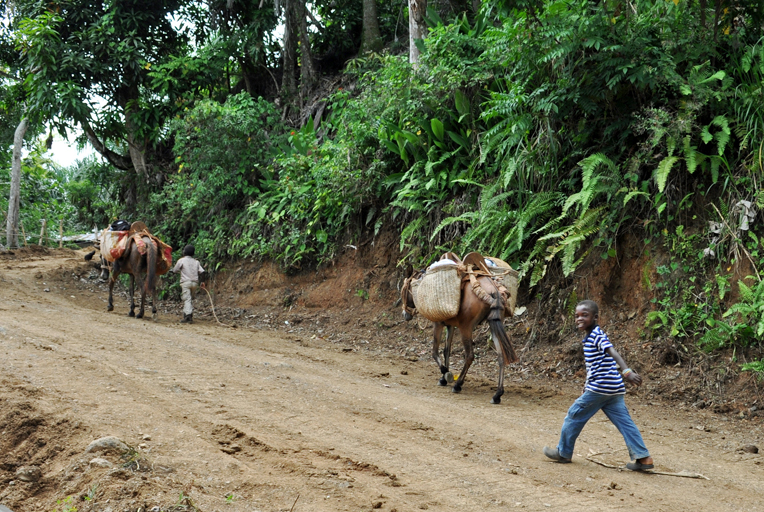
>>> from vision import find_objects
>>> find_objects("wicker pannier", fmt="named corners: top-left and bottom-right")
top-left (485, 257), bottom-right (520, 315)
top-left (413, 264), bottom-right (462, 322)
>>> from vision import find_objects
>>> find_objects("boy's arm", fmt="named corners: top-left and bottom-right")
top-left (605, 346), bottom-right (643, 386)
top-left (198, 263), bottom-right (206, 287)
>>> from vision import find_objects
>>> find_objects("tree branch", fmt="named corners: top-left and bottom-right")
top-left (306, 5), bottom-right (324, 33)
top-left (0, 69), bottom-right (19, 81)
top-left (83, 121), bottom-right (133, 170)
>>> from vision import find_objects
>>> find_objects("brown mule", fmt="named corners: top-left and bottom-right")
top-left (401, 262), bottom-right (518, 404)
top-left (107, 234), bottom-right (158, 321)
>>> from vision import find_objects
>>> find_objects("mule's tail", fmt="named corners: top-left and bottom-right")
top-left (487, 285), bottom-right (518, 365)
top-left (84, 250), bottom-right (96, 261)
top-left (145, 237), bottom-right (157, 294)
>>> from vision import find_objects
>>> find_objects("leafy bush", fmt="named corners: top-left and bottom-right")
top-left (0, 143), bottom-right (76, 245)
top-left (146, 92), bottom-right (285, 263)
top-left (62, 155), bottom-right (124, 230)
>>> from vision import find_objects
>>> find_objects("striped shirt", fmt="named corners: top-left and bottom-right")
top-left (583, 326), bottom-right (625, 395)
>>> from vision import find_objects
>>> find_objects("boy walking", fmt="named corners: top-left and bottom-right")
top-left (543, 300), bottom-right (654, 471)
top-left (172, 244), bottom-right (205, 324)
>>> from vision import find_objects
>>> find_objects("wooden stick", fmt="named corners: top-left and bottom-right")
top-left (289, 494), bottom-right (300, 512)
top-left (202, 286), bottom-right (233, 328)
top-left (20, 222), bottom-right (28, 247)
top-left (585, 457), bottom-right (710, 480)
top-left (38, 219), bottom-right (46, 246)
top-left (59, 219), bottom-right (64, 248)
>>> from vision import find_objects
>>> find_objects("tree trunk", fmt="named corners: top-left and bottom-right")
top-left (361, 0), bottom-right (383, 54)
top-left (282, 0), bottom-right (299, 100)
top-left (298, 0), bottom-right (317, 93)
top-left (409, 0), bottom-right (427, 68)
top-left (6, 116), bottom-right (28, 249)
top-left (123, 84), bottom-right (149, 179)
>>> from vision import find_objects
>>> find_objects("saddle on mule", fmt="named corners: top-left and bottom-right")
top-left (100, 221), bottom-right (173, 275)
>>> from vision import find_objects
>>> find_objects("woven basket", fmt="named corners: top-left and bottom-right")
top-left (414, 264), bottom-right (461, 322)
top-left (500, 267), bottom-right (519, 315)
top-left (410, 277), bottom-right (421, 304)
top-left (485, 257), bottom-right (519, 315)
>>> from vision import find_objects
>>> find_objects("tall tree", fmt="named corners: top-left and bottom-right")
top-left (204, 0), bottom-right (279, 98)
top-left (282, 0), bottom-right (299, 99)
top-left (13, 1), bottom-right (189, 205)
top-left (2, 6), bottom-right (40, 248)
top-left (360, 0), bottom-right (382, 54)
top-left (6, 115), bottom-right (27, 248)
top-left (297, 0), bottom-right (317, 91)
top-left (409, 0), bottom-right (427, 67)
top-left (281, 0), bottom-right (316, 104)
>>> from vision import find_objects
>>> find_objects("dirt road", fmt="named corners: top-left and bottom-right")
top-left (0, 249), bottom-right (762, 512)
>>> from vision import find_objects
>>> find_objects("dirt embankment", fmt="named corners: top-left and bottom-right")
top-left (0, 245), bottom-right (762, 512)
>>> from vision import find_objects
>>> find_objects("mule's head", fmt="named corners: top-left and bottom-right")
top-left (401, 280), bottom-right (417, 321)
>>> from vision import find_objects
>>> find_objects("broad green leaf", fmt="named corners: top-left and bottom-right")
top-left (454, 89), bottom-right (470, 117)
top-left (447, 130), bottom-right (469, 149)
top-left (401, 130), bottom-right (419, 145)
top-left (431, 118), bottom-right (445, 141)
top-left (414, 38), bottom-right (426, 55)
top-left (700, 70), bottom-right (726, 83)
top-left (381, 139), bottom-right (399, 155)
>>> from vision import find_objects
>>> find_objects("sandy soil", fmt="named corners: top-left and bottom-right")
top-left (0, 248), bottom-right (762, 512)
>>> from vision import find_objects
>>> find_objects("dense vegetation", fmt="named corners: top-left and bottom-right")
top-left (3, 0), bottom-right (764, 378)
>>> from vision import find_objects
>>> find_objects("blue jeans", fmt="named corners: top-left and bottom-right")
top-left (557, 391), bottom-right (650, 461)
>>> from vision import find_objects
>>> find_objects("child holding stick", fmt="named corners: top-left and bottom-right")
top-left (543, 300), bottom-right (654, 471)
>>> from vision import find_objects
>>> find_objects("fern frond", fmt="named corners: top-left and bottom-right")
top-left (655, 156), bottom-right (679, 193)
top-left (400, 216), bottom-right (425, 252)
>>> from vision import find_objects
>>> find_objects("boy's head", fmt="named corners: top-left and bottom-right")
top-left (183, 245), bottom-right (195, 257)
top-left (575, 300), bottom-right (599, 331)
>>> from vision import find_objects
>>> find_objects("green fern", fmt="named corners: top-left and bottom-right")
top-left (741, 360), bottom-right (764, 380)
top-left (563, 153), bottom-right (617, 216)
top-left (655, 156), bottom-right (680, 193)
top-left (400, 216), bottom-right (425, 252)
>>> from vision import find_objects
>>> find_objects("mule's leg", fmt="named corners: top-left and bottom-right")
top-left (442, 327), bottom-right (456, 384)
top-left (431, 323), bottom-right (448, 386)
top-left (99, 258), bottom-right (110, 281)
top-left (490, 329), bottom-right (507, 405)
top-left (135, 273), bottom-right (146, 319)
top-left (128, 274), bottom-right (136, 317)
top-left (151, 286), bottom-right (158, 321)
top-left (452, 327), bottom-right (476, 394)
top-left (107, 262), bottom-right (120, 312)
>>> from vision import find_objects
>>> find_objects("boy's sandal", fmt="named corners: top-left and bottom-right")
top-left (543, 446), bottom-right (571, 463)
top-left (625, 461), bottom-right (654, 471)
